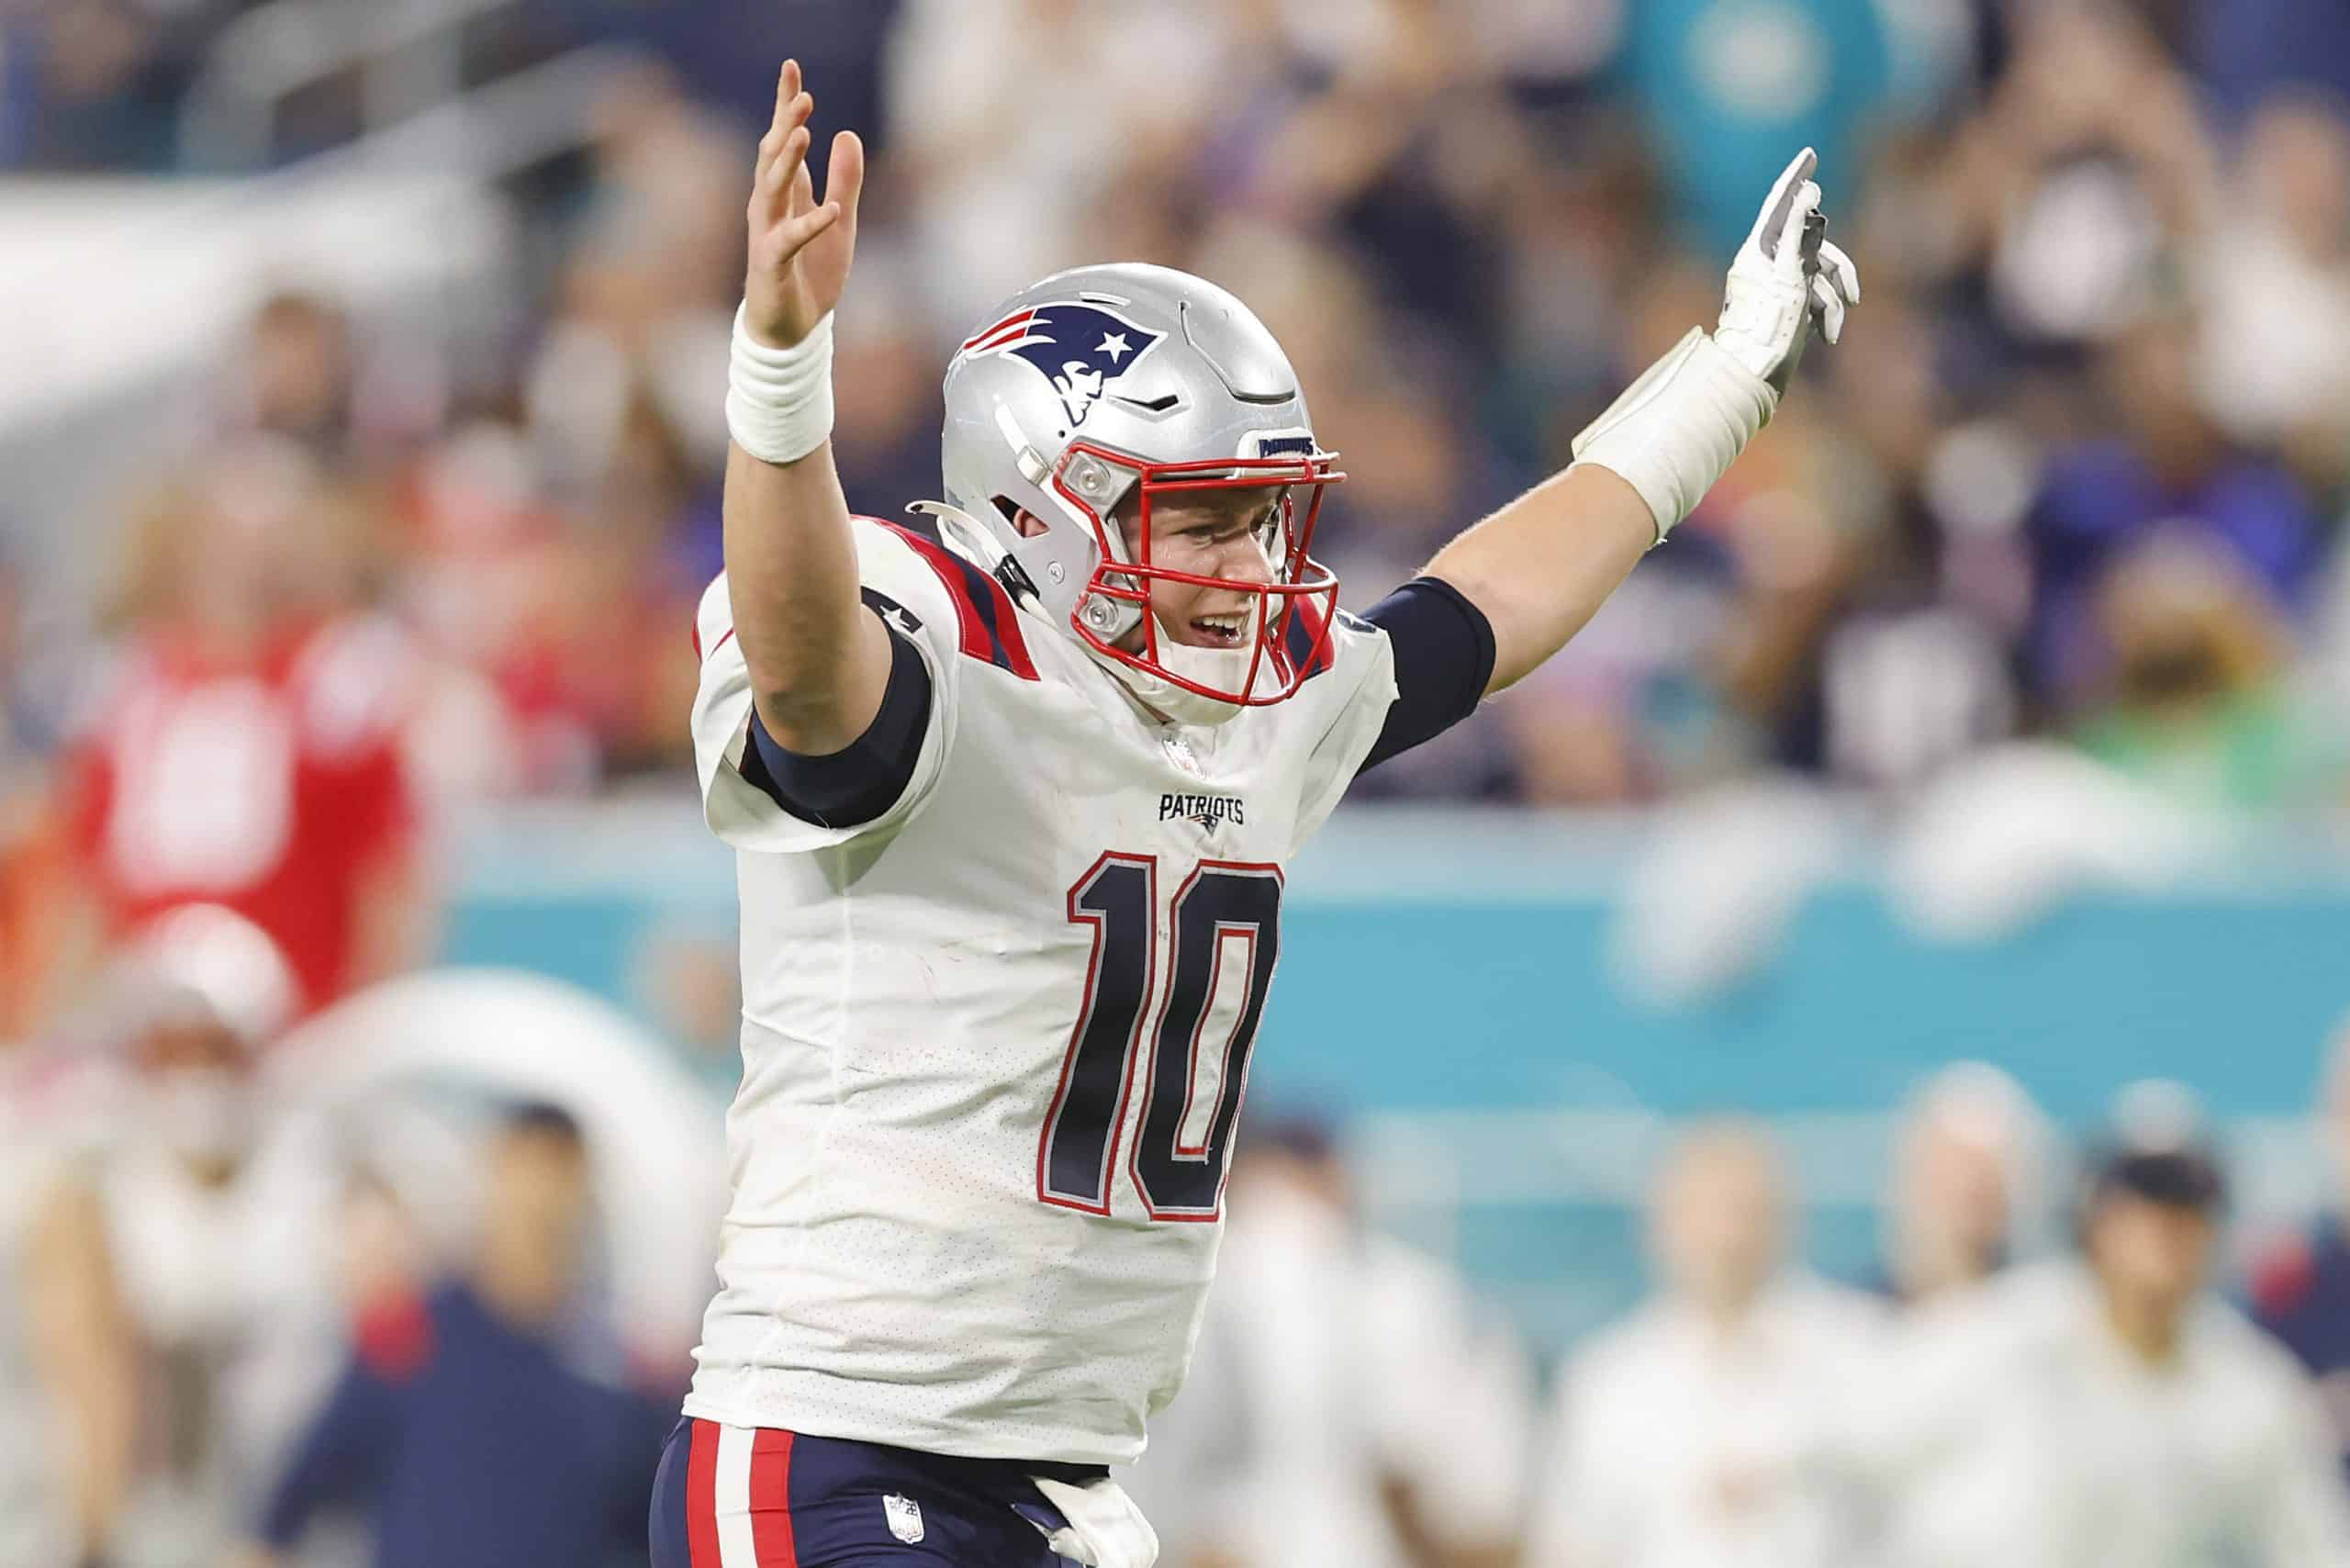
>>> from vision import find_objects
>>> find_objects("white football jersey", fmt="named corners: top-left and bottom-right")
top-left (683, 518), bottom-right (1398, 1465)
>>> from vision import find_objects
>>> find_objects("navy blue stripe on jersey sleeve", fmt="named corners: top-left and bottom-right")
top-left (1359, 576), bottom-right (1496, 774)
top-left (741, 615), bottom-right (934, 828)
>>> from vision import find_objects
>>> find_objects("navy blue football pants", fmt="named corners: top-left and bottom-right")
top-left (649, 1417), bottom-right (1097, 1566)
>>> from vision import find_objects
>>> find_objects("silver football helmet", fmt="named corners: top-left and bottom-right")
top-left (937, 263), bottom-right (1342, 725)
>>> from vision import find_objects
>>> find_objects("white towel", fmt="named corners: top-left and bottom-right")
top-left (1028, 1474), bottom-right (1159, 1568)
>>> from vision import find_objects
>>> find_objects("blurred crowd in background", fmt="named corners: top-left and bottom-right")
top-left (7, 0), bottom-right (2350, 1562)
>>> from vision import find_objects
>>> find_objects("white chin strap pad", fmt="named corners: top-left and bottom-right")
top-left (1089, 633), bottom-right (1254, 726)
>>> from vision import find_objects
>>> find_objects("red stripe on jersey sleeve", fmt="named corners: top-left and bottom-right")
top-left (882, 522), bottom-right (1039, 680)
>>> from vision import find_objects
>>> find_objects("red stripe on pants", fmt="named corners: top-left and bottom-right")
top-left (686, 1419), bottom-right (722, 1568)
top-left (749, 1428), bottom-right (798, 1565)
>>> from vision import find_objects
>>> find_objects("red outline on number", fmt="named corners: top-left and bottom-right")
top-left (1129, 859), bottom-right (1283, 1223)
top-left (1035, 851), bottom-right (1158, 1215)
top-left (1171, 923), bottom-right (1255, 1159)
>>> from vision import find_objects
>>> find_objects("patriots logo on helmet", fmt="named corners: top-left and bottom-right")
top-left (958, 301), bottom-right (1166, 430)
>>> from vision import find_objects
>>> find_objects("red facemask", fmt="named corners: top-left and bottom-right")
top-left (1050, 441), bottom-right (1346, 709)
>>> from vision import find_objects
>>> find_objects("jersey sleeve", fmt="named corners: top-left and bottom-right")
top-left (1358, 577), bottom-right (1495, 772)
top-left (1287, 604), bottom-right (1400, 852)
top-left (689, 520), bottom-right (966, 855)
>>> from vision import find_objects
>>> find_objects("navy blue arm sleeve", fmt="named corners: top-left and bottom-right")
top-left (740, 615), bottom-right (934, 829)
top-left (256, 1354), bottom-right (402, 1548)
top-left (1359, 577), bottom-right (1496, 774)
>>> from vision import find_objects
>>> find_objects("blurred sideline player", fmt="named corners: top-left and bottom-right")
top-left (2250, 1022), bottom-right (2350, 1479)
top-left (1834, 1092), bottom-right (2350, 1568)
top-left (1127, 1120), bottom-right (1534, 1568)
top-left (230, 1103), bottom-right (668, 1568)
top-left (1, 1002), bottom-right (118, 1566)
top-left (1527, 1122), bottom-right (1882, 1568)
top-left (25, 908), bottom-right (348, 1568)
top-left (1875, 1063), bottom-right (2045, 1306)
top-left (661, 58), bottom-right (1859, 1568)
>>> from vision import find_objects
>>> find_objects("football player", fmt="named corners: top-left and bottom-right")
top-left (654, 59), bottom-right (1860, 1568)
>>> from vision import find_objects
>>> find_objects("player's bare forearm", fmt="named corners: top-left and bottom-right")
top-left (1422, 464), bottom-right (1653, 693)
top-left (1427, 151), bottom-right (1862, 699)
top-left (724, 59), bottom-right (879, 754)
top-left (723, 440), bottom-right (890, 752)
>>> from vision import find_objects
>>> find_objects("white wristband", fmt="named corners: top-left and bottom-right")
top-left (1568, 327), bottom-right (1777, 544)
top-left (726, 304), bottom-right (835, 465)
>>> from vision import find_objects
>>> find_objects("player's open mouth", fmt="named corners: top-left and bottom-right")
top-left (1187, 612), bottom-right (1248, 647)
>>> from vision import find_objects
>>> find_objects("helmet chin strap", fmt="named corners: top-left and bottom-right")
top-left (1080, 622), bottom-right (1261, 727)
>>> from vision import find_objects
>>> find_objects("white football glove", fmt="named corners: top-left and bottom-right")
top-left (1571, 147), bottom-right (1862, 543)
top-left (1715, 148), bottom-right (1862, 388)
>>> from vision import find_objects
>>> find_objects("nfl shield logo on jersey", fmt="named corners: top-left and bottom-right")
top-left (883, 1492), bottom-right (925, 1544)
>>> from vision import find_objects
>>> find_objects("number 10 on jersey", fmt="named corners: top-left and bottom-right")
top-left (1037, 853), bottom-right (1283, 1222)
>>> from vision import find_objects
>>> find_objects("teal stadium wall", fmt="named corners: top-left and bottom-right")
top-left (442, 801), bottom-right (2350, 1348)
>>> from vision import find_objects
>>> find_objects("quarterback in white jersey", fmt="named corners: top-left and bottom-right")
top-left (653, 59), bottom-right (1860, 1568)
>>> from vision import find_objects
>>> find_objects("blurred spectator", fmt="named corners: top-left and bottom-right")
top-left (2072, 534), bottom-right (2343, 809)
top-left (2250, 1024), bottom-right (2350, 1483)
top-left (887, 0), bottom-right (1235, 333)
top-left (52, 440), bottom-right (427, 1015)
top-left (1526, 1122), bottom-right (1880, 1568)
top-left (2026, 312), bottom-right (2327, 719)
top-left (2, 1029), bottom-right (121, 1568)
top-left (1136, 1117), bottom-right (1534, 1568)
top-left (233, 1103), bottom-right (667, 1568)
top-left (0, 543), bottom-right (66, 1035)
top-left (558, 0), bottom-right (899, 149)
top-left (0, 541), bottom-right (44, 787)
top-left (2195, 0), bottom-right (2350, 129)
top-left (222, 293), bottom-right (360, 467)
top-left (2, 0), bottom-right (184, 172)
top-left (26, 906), bottom-right (345, 1566)
top-left (1932, 5), bottom-right (2217, 359)
top-left (2194, 95), bottom-right (2350, 495)
top-left (1875, 1063), bottom-right (2043, 1305)
top-left (1841, 1091), bottom-right (2350, 1568)
top-left (10, 0), bottom-right (2350, 813)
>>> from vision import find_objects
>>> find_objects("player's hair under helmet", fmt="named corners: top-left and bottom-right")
top-left (939, 263), bottom-right (1342, 726)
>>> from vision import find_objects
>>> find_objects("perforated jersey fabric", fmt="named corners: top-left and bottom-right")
top-left (684, 517), bottom-right (1397, 1464)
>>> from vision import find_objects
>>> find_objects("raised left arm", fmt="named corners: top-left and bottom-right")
top-left (1423, 149), bottom-right (1860, 695)
top-left (1420, 465), bottom-right (1653, 694)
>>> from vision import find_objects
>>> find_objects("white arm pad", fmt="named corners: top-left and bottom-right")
top-left (726, 304), bottom-right (835, 465)
top-left (1567, 327), bottom-right (1777, 544)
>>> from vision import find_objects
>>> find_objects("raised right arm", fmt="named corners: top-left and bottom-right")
top-left (723, 60), bottom-right (889, 756)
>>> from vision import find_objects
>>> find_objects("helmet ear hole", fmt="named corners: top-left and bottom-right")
top-left (994, 497), bottom-right (1052, 541)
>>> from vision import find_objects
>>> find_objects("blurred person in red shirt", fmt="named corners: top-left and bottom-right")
top-left (51, 438), bottom-right (428, 1018)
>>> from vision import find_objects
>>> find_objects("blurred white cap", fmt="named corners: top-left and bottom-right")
top-left (2107, 1077), bottom-right (2210, 1156)
top-left (104, 903), bottom-right (298, 1049)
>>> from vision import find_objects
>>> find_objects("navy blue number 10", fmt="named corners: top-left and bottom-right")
top-left (1036, 855), bottom-right (1283, 1221)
